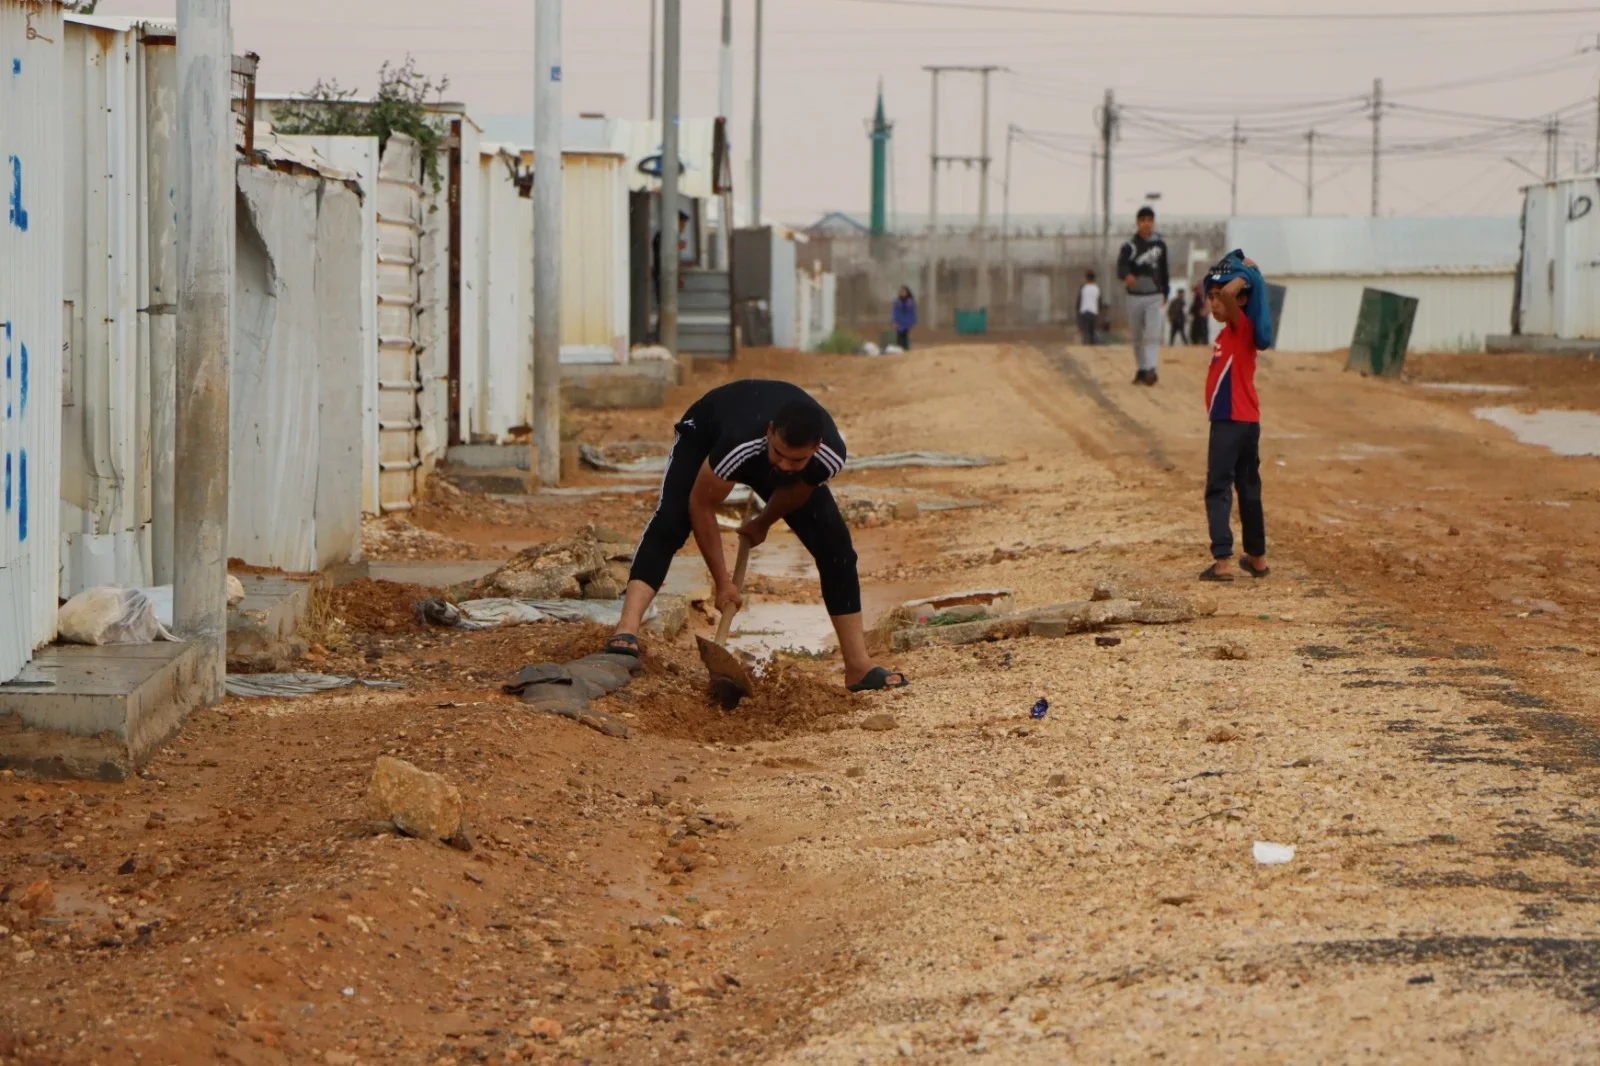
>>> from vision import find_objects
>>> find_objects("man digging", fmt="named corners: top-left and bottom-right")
top-left (607, 379), bottom-right (911, 693)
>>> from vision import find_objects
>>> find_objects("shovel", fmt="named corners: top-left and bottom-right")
top-left (697, 530), bottom-right (756, 710)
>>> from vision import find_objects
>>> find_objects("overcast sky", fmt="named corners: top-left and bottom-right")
top-left (101, 0), bottom-right (1600, 225)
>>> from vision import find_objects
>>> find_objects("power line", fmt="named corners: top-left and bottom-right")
top-left (839, 0), bottom-right (1600, 22)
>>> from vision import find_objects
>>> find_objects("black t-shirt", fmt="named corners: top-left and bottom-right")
top-left (678, 379), bottom-right (847, 488)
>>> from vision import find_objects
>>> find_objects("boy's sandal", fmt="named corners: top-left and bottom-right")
top-left (1199, 564), bottom-right (1236, 583)
top-left (1239, 557), bottom-right (1271, 579)
top-left (604, 633), bottom-right (644, 658)
top-left (848, 667), bottom-right (911, 693)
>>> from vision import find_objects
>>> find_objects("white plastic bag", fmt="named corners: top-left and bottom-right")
top-left (57, 587), bottom-right (179, 645)
top-left (1253, 841), bottom-right (1296, 865)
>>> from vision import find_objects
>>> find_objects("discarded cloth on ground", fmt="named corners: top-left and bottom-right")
top-left (224, 673), bottom-right (406, 698)
top-left (417, 597), bottom-right (658, 631)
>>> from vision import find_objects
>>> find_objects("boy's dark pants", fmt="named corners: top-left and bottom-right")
top-left (1205, 420), bottom-right (1265, 560)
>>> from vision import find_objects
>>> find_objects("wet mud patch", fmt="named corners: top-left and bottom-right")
top-left (1496, 826), bottom-right (1600, 869)
top-left (1308, 936), bottom-right (1600, 1009)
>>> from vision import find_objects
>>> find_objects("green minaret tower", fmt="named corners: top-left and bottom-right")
top-left (870, 80), bottom-right (891, 237)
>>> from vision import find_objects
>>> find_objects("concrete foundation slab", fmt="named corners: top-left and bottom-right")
top-left (1486, 334), bottom-right (1600, 357)
top-left (447, 443), bottom-right (531, 470)
top-left (0, 642), bottom-right (207, 781)
top-left (368, 560), bottom-right (505, 587)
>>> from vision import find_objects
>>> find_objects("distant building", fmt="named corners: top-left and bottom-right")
top-left (806, 212), bottom-right (871, 239)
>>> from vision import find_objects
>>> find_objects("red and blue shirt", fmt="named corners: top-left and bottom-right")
top-left (1205, 314), bottom-right (1260, 423)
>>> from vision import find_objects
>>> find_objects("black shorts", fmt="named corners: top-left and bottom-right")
top-left (629, 425), bottom-right (862, 616)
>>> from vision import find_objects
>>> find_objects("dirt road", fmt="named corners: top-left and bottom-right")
top-left (3, 343), bottom-right (1600, 1064)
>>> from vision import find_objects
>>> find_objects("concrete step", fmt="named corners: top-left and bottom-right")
top-left (227, 574), bottom-right (315, 664)
top-left (0, 642), bottom-right (207, 781)
top-left (447, 443), bottom-right (531, 470)
top-left (682, 270), bottom-right (730, 294)
top-left (442, 467), bottom-right (531, 495)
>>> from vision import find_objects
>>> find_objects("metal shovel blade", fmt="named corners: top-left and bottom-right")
top-left (697, 634), bottom-right (754, 710)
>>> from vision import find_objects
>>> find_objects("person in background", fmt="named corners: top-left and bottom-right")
top-left (1198, 250), bottom-right (1274, 583)
top-left (1116, 206), bottom-right (1170, 385)
top-left (1167, 287), bottom-right (1188, 345)
top-left (1188, 280), bottom-right (1210, 345)
top-left (892, 286), bottom-right (918, 350)
top-left (1076, 270), bottom-right (1101, 345)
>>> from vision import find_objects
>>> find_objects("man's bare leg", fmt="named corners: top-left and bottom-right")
top-left (613, 580), bottom-right (660, 641)
top-left (830, 612), bottom-right (904, 688)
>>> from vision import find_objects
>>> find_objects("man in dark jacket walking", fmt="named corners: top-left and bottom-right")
top-left (1117, 206), bottom-right (1170, 386)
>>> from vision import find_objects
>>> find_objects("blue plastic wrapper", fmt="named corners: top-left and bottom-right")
top-left (1030, 698), bottom-right (1049, 720)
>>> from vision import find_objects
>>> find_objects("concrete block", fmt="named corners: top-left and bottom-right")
top-left (0, 642), bottom-right (208, 781)
top-left (561, 361), bottom-right (678, 410)
top-left (447, 443), bottom-right (532, 470)
top-left (228, 574), bottom-right (314, 661)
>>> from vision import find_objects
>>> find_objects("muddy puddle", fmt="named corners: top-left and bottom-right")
top-left (1475, 406), bottom-right (1600, 457)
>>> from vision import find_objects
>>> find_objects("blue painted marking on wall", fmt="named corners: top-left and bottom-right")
top-left (19, 343), bottom-right (26, 414)
top-left (5, 453), bottom-right (11, 513)
top-left (10, 59), bottom-right (19, 75)
top-left (17, 450), bottom-right (26, 542)
top-left (7, 156), bottom-right (26, 231)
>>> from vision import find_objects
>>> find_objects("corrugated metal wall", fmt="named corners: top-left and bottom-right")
top-left (1271, 274), bottom-right (1514, 354)
top-left (0, 0), bottom-right (66, 680)
top-left (476, 147), bottom-right (532, 442)
top-left (375, 136), bottom-right (422, 512)
top-left (60, 17), bottom-right (152, 594)
top-left (558, 153), bottom-right (629, 363)
top-left (230, 166), bottom-right (364, 571)
top-left (1518, 178), bottom-right (1600, 340)
top-left (277, 135), bottom-right (381, 514)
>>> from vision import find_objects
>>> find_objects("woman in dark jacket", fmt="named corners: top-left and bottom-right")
top-left (891, 286), bottom-right (917, 350)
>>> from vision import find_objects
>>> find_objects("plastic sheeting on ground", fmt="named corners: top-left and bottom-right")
top-left (417, 597), bottom-right (658, 631)
top-left (224, 674), bottom-right (406, 698)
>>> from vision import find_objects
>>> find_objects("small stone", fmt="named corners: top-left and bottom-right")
top-left (366, 756), bottom-right (466, 844)
top-left (463, 870), bottom-right (485, 885)
top-left (695, 910), bottom-right (725, 930)
top-left (845, 766), bottom-right (865, 779)
top-left (528, 1017), bottom-right (563, 1041)
top-left (152, 857), bottom-right (175, 878)
top-left (650, 985), bottom-right (674, 1011)
top-left (1212, 644), bottom-right (1250, 661)
top-left (1206, 727), bottom-right (1243, 744)
top-left (17, 879), bottom-right (53, 915)
top-left (898, 1039), bottom-right (915, 1057)
top-left (117, 857), bottom-right (137, 876)
top-left (1448, 527), bottom-right (1461, 536)
top-left (860, 713), bottom-right (898, 733)
top-left (1046, 773), bottom-right (1069, 788)
top-left (653, 945), bottom-right (671, 958)
top-left (1094, 636), bottom-right (1122, 648)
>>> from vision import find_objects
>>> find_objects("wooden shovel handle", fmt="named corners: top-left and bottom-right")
top-left (713, 534), bottom-right (752, 644)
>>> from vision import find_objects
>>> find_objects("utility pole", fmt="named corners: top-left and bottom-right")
top-left (1370, 77), bottom-right (1382, 217)
top-left (1100, 89), bottom-right (1114, 245)
top-left (1230, 117), bottom-right (1243, 217)
top-left (976, 66), bottom-right (993, 311)
top-left (647, 0), bottom-right (656, 121)
top-left (926, 68), bottom-right (940, 332)
top-left (716, 0), bottom-right (732, 269)
top-left (750, 0), bottom-right (763, 224)
top-left (1001, 123), bottom-right (1015, 236)
top-left (533, 0), bottom-right (563, 485)
top-left (660, 0), bottom-right (682, 356)
top-left (1546, 116), bottom-right (1561, 180)
top-left (1305, 129), bottom-right (1315, 216)
top-left (1593, 78), bottom-right (1599, 173)
top-left (174, 0), bottom-right (234, 703)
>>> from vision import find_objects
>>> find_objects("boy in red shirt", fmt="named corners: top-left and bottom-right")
top-left (1199, 253), bottom-right (1270, 581)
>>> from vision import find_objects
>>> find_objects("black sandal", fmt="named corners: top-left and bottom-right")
top-left (1199, 563), bottom-right (1236, 583)
top-left (848, 666), bottom-right (911, 693)
top-left (604, 633), bottom-right (643, 658)
top-left (1239, 557), bottom-right (1271, 579)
